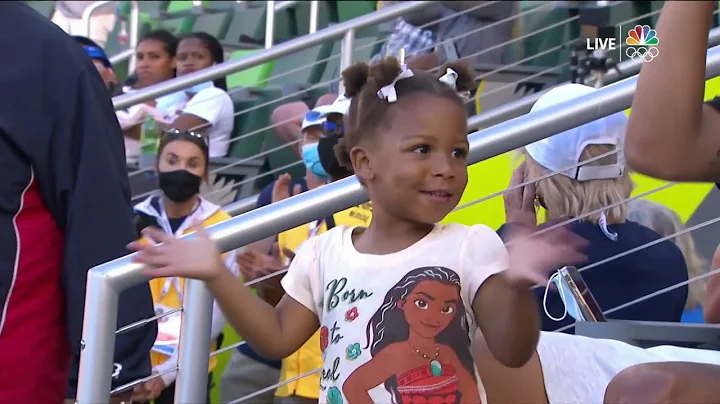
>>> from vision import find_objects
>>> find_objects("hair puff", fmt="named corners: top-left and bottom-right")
top-left (342, 62), bottom-right (370, 98)
top-left (441, 60), bottom-right (476, 95)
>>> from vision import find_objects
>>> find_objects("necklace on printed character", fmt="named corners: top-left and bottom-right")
top-left (409, 342), bottom-right (442, 377)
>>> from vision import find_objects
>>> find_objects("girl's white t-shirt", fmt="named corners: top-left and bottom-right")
top-left (282, 223), bottom-right (509, 404)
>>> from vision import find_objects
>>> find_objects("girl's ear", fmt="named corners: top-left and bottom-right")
top-left (350, 145), bottom-right (374, 183)
top-left (396, 299), bottom-right (406, 310)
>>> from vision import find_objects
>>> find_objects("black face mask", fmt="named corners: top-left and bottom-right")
top-left (158, 169), bottom-right (202, 202)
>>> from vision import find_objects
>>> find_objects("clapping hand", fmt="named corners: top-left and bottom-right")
top-left (272, 173), bottom-right (303, 203)
top-left (237, 242), bottom-right (295, 281)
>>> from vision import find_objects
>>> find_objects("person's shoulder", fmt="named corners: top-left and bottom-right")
top-left (193, 87), bottom-right (232, 104)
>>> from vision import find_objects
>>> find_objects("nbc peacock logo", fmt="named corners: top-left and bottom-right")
top-left (625, 25), bottom-right (659, 63)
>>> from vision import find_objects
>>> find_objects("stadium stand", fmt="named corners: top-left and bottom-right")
top-left (26, 1), bottom-right (720, 403)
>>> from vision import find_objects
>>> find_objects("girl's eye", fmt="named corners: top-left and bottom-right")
top-left (441, 305), bottom-right (454, 314)
top-left (412, 145), bottom-right (430, 154)
top-left (452, 149), bottom-right (467, 158)
top-left (414, 299), bottom-right (428, 309)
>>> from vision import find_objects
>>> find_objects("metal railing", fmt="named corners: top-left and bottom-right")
top-left (112, 1), bottom-right (435, 110)
top-left (218, 23), bottom-right (720, 217)
top-left (76, 40), bottom-right (720, 404)
top-left (266, 1), bottom-right (319, 48)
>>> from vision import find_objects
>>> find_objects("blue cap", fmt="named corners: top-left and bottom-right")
top-left (83, 45), bottom-right (112, 69)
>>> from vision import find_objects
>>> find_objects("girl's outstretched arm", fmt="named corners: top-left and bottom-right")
top-left (129, 223), bottom-right (319, 360)
top-left (462, 225), bottom-right (586, 368)
top-left (206, 268), bottom-right (319, 359)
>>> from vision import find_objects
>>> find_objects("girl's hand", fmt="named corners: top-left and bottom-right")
top-left (127, 220), bottom-right (225, 281)
top-left (504, 225), bottom-right (588, 288)
top-left (504, 161), bottom-right (537, 228)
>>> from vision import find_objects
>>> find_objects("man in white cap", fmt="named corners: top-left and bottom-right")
top-left (500, 84), bottom-right (688, 334)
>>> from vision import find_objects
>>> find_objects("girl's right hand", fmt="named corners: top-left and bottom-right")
top-left (127, 220), bottom-right (225, 281)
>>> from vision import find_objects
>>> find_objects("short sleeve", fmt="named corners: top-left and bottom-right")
top-left (459, 224), bottom-right (510, 310)
top-left (182, 87), bottom-right (232, 127)
top-left (281, 237), bottom-right (323, 316)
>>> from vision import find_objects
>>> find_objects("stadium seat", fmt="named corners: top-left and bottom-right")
top-left (293, 1), bottom-right (337, 36)
top-left (191, 10), bottom-right (233, 39)
top-left (337, 0), bottom-right (377, 22)
top-left (225, 49), bottom-right (276, 89)
top-left (221, 4), bottom-right (295, 49)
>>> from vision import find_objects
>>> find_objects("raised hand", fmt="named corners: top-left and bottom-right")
top-left (504, 224), bottom-right (588, 288)
top-left (127, 219), bottom-right (225, 281)
top-left (504, 161), bottom-right (538, 228)
top-left (272, 173), bottom-right (303, 203)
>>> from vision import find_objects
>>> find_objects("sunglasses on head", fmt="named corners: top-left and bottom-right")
top-left (163, 128), bottom-right (209, 145)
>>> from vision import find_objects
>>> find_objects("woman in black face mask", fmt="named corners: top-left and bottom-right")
top-left (131, 130), bottom-right (239, 404)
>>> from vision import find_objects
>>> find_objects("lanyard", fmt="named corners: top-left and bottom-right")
top-left (159, 277), bottom-right (183, 302)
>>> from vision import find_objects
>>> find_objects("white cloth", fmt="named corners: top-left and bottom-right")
top-left (51, 2), bottom-right (116, 46)
top-left (536, 331), bottom-right (720, 404)
top-left (180, 87), bottom-right (234, 157)
top-left (525, 84), bottom-right (628, 181)
top-left (281, 223), bottom-right (509, 403)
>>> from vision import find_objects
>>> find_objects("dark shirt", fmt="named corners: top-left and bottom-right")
top-left (498, 220), bottom-right (689, 332)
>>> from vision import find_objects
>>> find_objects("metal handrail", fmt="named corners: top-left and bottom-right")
top-left (77, 43), bottom-right (720, 404)
top-left (221, 24), bottom-right (720, 217)
top-left (112, 1), bottom-right (436, 110)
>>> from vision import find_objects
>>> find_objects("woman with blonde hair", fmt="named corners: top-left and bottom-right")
top-left (628, 199), bottom-right (708, 322)
top-left (499, 83), bottom-right (689, 332)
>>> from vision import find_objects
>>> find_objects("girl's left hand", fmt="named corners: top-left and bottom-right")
top-left (504, 224), bottom-right (588, 288)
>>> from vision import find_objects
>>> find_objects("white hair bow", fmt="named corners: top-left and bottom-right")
top-left (439, 68), bottom-right (470, 100)
top-left (377, 65), bottom-right (414, 103)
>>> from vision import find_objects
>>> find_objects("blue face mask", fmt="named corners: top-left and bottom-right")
top-left (186, 81), bottom-right (214, 95)
top-left (302, 143), bottom-right (328, 179)
top-left (543, 270), bottom-right (585, 322)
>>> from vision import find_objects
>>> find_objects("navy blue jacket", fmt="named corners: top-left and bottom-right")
top-left (0, 3), bottom-right (156, 401)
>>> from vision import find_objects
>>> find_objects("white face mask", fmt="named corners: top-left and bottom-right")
top-left (543, 270), bottom-right (585, 322)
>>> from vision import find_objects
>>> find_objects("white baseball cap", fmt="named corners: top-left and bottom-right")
top-left (525, 84), bottom-right (628, 181)
top-left (316, 94), bottom-right (351, 118)
top-left (301, 108), bottom-right (326, 131)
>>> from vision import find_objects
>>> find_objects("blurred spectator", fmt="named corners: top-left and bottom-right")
top-left (130, 130), bottom-right (239, 403)
top-left (74, 35), bottom-right (118, 92)
top-left (389, 1), bottom-right (518, 70)
top-left (705, 243), bottom-right (720, 324)
top-left (158, 32), bottom-right (234, 157)
top-left (498, 84), bottom-right (689, 332)
top-left (52, 1), bottom-right (117, 47)
top-left (628, 199), bottom-right (709, 323)
top-left (0, 3), bottom-right (156, 403)
top-left (116, 30), bottom-right (178, 165)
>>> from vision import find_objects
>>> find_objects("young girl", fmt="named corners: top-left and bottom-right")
top-left (130, 57), bottom-right (587, 404)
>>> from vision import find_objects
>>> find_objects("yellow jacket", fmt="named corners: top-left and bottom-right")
top-left (135, 195), bottom-right (239, 387)
top-left (275, 202), bottom-right (372, 398)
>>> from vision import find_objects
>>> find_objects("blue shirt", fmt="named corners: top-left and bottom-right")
top-left (498, 220), bottom-right (689, 333)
